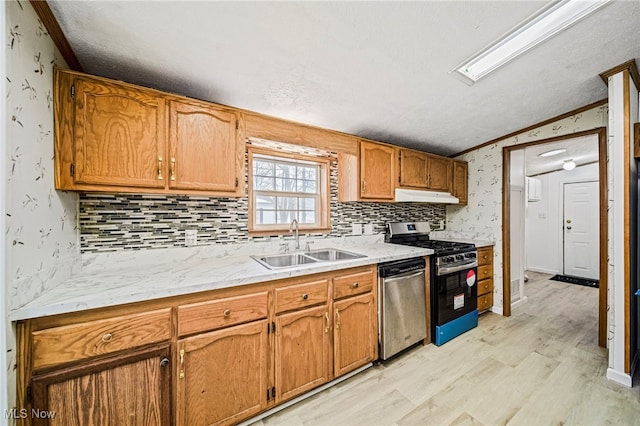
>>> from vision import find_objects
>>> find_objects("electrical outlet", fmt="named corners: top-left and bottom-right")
top-left (364, 224), bottom-right (374, 235)
top-left (352, 223), bottom-right (362, 236)
top-left (185, 229), bottom-right (198, 246)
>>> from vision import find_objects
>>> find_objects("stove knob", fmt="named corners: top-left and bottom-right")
top-left (455, 254), bottom-right (464, 261)
top-left (443, 256), bottom-right (454, 263)
top-left (466, 252), bottom-right (477, 259)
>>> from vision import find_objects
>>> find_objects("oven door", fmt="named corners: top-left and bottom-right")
top-left (435, 266), bottom-right (478, 326)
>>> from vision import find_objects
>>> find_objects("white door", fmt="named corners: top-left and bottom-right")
top-left (563, 181), bottom-right (599, 279)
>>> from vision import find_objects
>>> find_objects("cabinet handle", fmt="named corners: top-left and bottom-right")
top-left (179, 349), bottom-right (185, 379)
top-left (335, 309), bottom-right (341, 329)
top-left (170, 157), bottom-right (176, 181)
top-left (223, 309), bottom-right (231, 317)
top-left (362, 180), bottom-right (367, 192)
top-left (157, 156), bottom-right (163, 180)
top-left (101, 333), bottom-right (113, 343)
top-left (160, 357), bottom-right (169, 367)
top-left (325, 312), bottom-right (330, 333)
top-left (302, 294), bottom-right (308, 300)
top-left (353, 282), bottom-right (359, 289)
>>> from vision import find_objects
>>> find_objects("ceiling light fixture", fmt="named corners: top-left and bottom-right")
top-left (450, 0), bottom-right (611, 85)
top-left (563, 159), bottom-right (576, 170)
top-left (539, 148), bottom-right (567, 157)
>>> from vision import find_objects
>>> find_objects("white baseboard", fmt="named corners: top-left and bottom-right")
top-left (510, 297), bottom-right (528, 310)
top-left (526, 267), bottom-right (559, 275)
top-left (606, 368), bottom-right (633, 387)
top-left (490, 306), bottom-right (503, 315)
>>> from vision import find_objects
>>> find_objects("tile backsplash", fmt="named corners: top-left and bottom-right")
top-left (79, 161), bottom-right (446, 252)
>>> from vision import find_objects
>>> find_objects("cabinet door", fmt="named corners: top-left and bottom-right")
top-left (168, 100), bottom-right (243, 193)
top-left (360, 141), bottom-right (395, 200)
top-left (275, 305), bottom-right (331, 403)
top-left (31, 344), bottom-right (171, 426)
top-left (452, 160), bottom-right (468, 205)
top-left (73, 77), bottom-right (165, 188)
top-left (334, 293), bottom-right (376, 377)
top-left (399, 149), bottom-right (428, 188)
top-left (426, 154), bottom-right (452, 192)
top-left (176, 320), bottom-right (268, 426)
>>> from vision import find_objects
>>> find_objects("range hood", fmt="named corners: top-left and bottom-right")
top-left (394, 188), bottom-right (459, 204)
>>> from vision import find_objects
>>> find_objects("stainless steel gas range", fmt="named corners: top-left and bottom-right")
top-left (385, 222), bottom-right (479, 346)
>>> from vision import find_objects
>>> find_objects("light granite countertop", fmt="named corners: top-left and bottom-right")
top-left (11, 235), bottom-right (433, 321)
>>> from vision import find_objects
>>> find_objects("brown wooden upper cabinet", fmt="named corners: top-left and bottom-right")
top-left (426, 153), bottom-right (452, 192)
top-left (359, 140), bottom-right (396, 200)
top-left (71, 76), bottom-right (166, 189)
top-left (452, 160), bottom-right (468, 205)
top-left (168, 99), bottom-right (243, 192)
top-left (54, 69), bottom-right (244, 196)
top-left (398, 148), bottom-right (453, 192)
top-left (399, 149), bottom-right (428, 188)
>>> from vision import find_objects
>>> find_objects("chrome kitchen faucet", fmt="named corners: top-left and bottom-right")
top-left (289, 219), bottom-right (300, 250)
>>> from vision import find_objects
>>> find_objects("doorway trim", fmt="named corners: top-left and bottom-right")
top-left (502, 127), bottom-right (608, 347)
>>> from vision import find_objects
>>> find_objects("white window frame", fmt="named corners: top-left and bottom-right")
top-left (248, 147), bottom-right (330, 234)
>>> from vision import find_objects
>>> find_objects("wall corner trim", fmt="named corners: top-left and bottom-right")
top-left (29, 0), bottom-right (83, 71)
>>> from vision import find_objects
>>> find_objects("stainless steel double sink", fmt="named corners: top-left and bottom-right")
top-left (251, 248), bottom-right (366, 269)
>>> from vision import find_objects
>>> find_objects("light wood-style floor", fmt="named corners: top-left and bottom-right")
top-left (253, 271), bottom-right (640, 425)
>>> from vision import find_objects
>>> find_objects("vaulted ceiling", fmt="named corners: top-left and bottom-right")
top-left (48, 0), bottom-right (640, 156)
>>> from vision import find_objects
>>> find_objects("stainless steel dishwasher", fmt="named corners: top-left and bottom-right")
top-left (378, 257), bottom-right (427, 360)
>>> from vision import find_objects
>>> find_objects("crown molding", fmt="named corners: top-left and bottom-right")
top-left (29, 0), bottom-right (83, 71)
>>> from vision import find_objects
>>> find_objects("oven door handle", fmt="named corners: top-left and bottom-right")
top-left (437, 261), bottom-right (478, 276)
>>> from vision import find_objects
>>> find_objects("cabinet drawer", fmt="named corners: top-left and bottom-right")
top-left (478, 292), bottom-right (493, 313)
top-left (477, 278), bottom-right (493, 297)
top-left (275, 279), bottom-right (328, 314)
top-left (477, 247), bottom-right (493, 266)
top-left (478, 264), bottom-right (492, 281)
top-left (333, 269), bottom-right (374, 299)
top-left (178, 291), bottom-right (268, 336)
top-left (32, 308), bottom-right (171, 370)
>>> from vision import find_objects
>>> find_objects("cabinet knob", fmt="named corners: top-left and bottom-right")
top-left (160, 357), bottom-right (169, 367)
top-left (353, 282), bottom-right (359, 289)
top-left (302, 294), bottom-right (309, 300)
top-left (223, 309), bottom-right (231, 317)
top-left (101, 333), bottom-right (113, 343)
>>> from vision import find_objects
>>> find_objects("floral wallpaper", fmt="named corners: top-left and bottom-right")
top-left (447, 104), bottom-right (608, 316)
top-left (5, 0), bottom-right (79, 413)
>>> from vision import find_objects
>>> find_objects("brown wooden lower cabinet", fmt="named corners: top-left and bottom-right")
top-left (275, 304), bottom-right (331, 403)
top-left (30, 344), bottom-right (171, 426)
top-left (19, 265), bottom-right (379, 426)
top-left (176, 320), bottom-right (269, 426)
top-left (476, 246), bottom-right (494, 314)
top-left (333, 293), bottom-right (376, 377)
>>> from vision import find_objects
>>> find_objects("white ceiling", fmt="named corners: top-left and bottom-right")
top-left (524, 134), bottom-right (599, 176)
top-left (48, 1), bottom-right (640, 156)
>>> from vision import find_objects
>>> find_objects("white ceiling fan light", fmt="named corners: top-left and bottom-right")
top-left (450, 0), bottom-right (612, 85)
top-left (563, 159), bottom-right (577, 170)
top-left (539, 148), bottom-right (567, 157)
